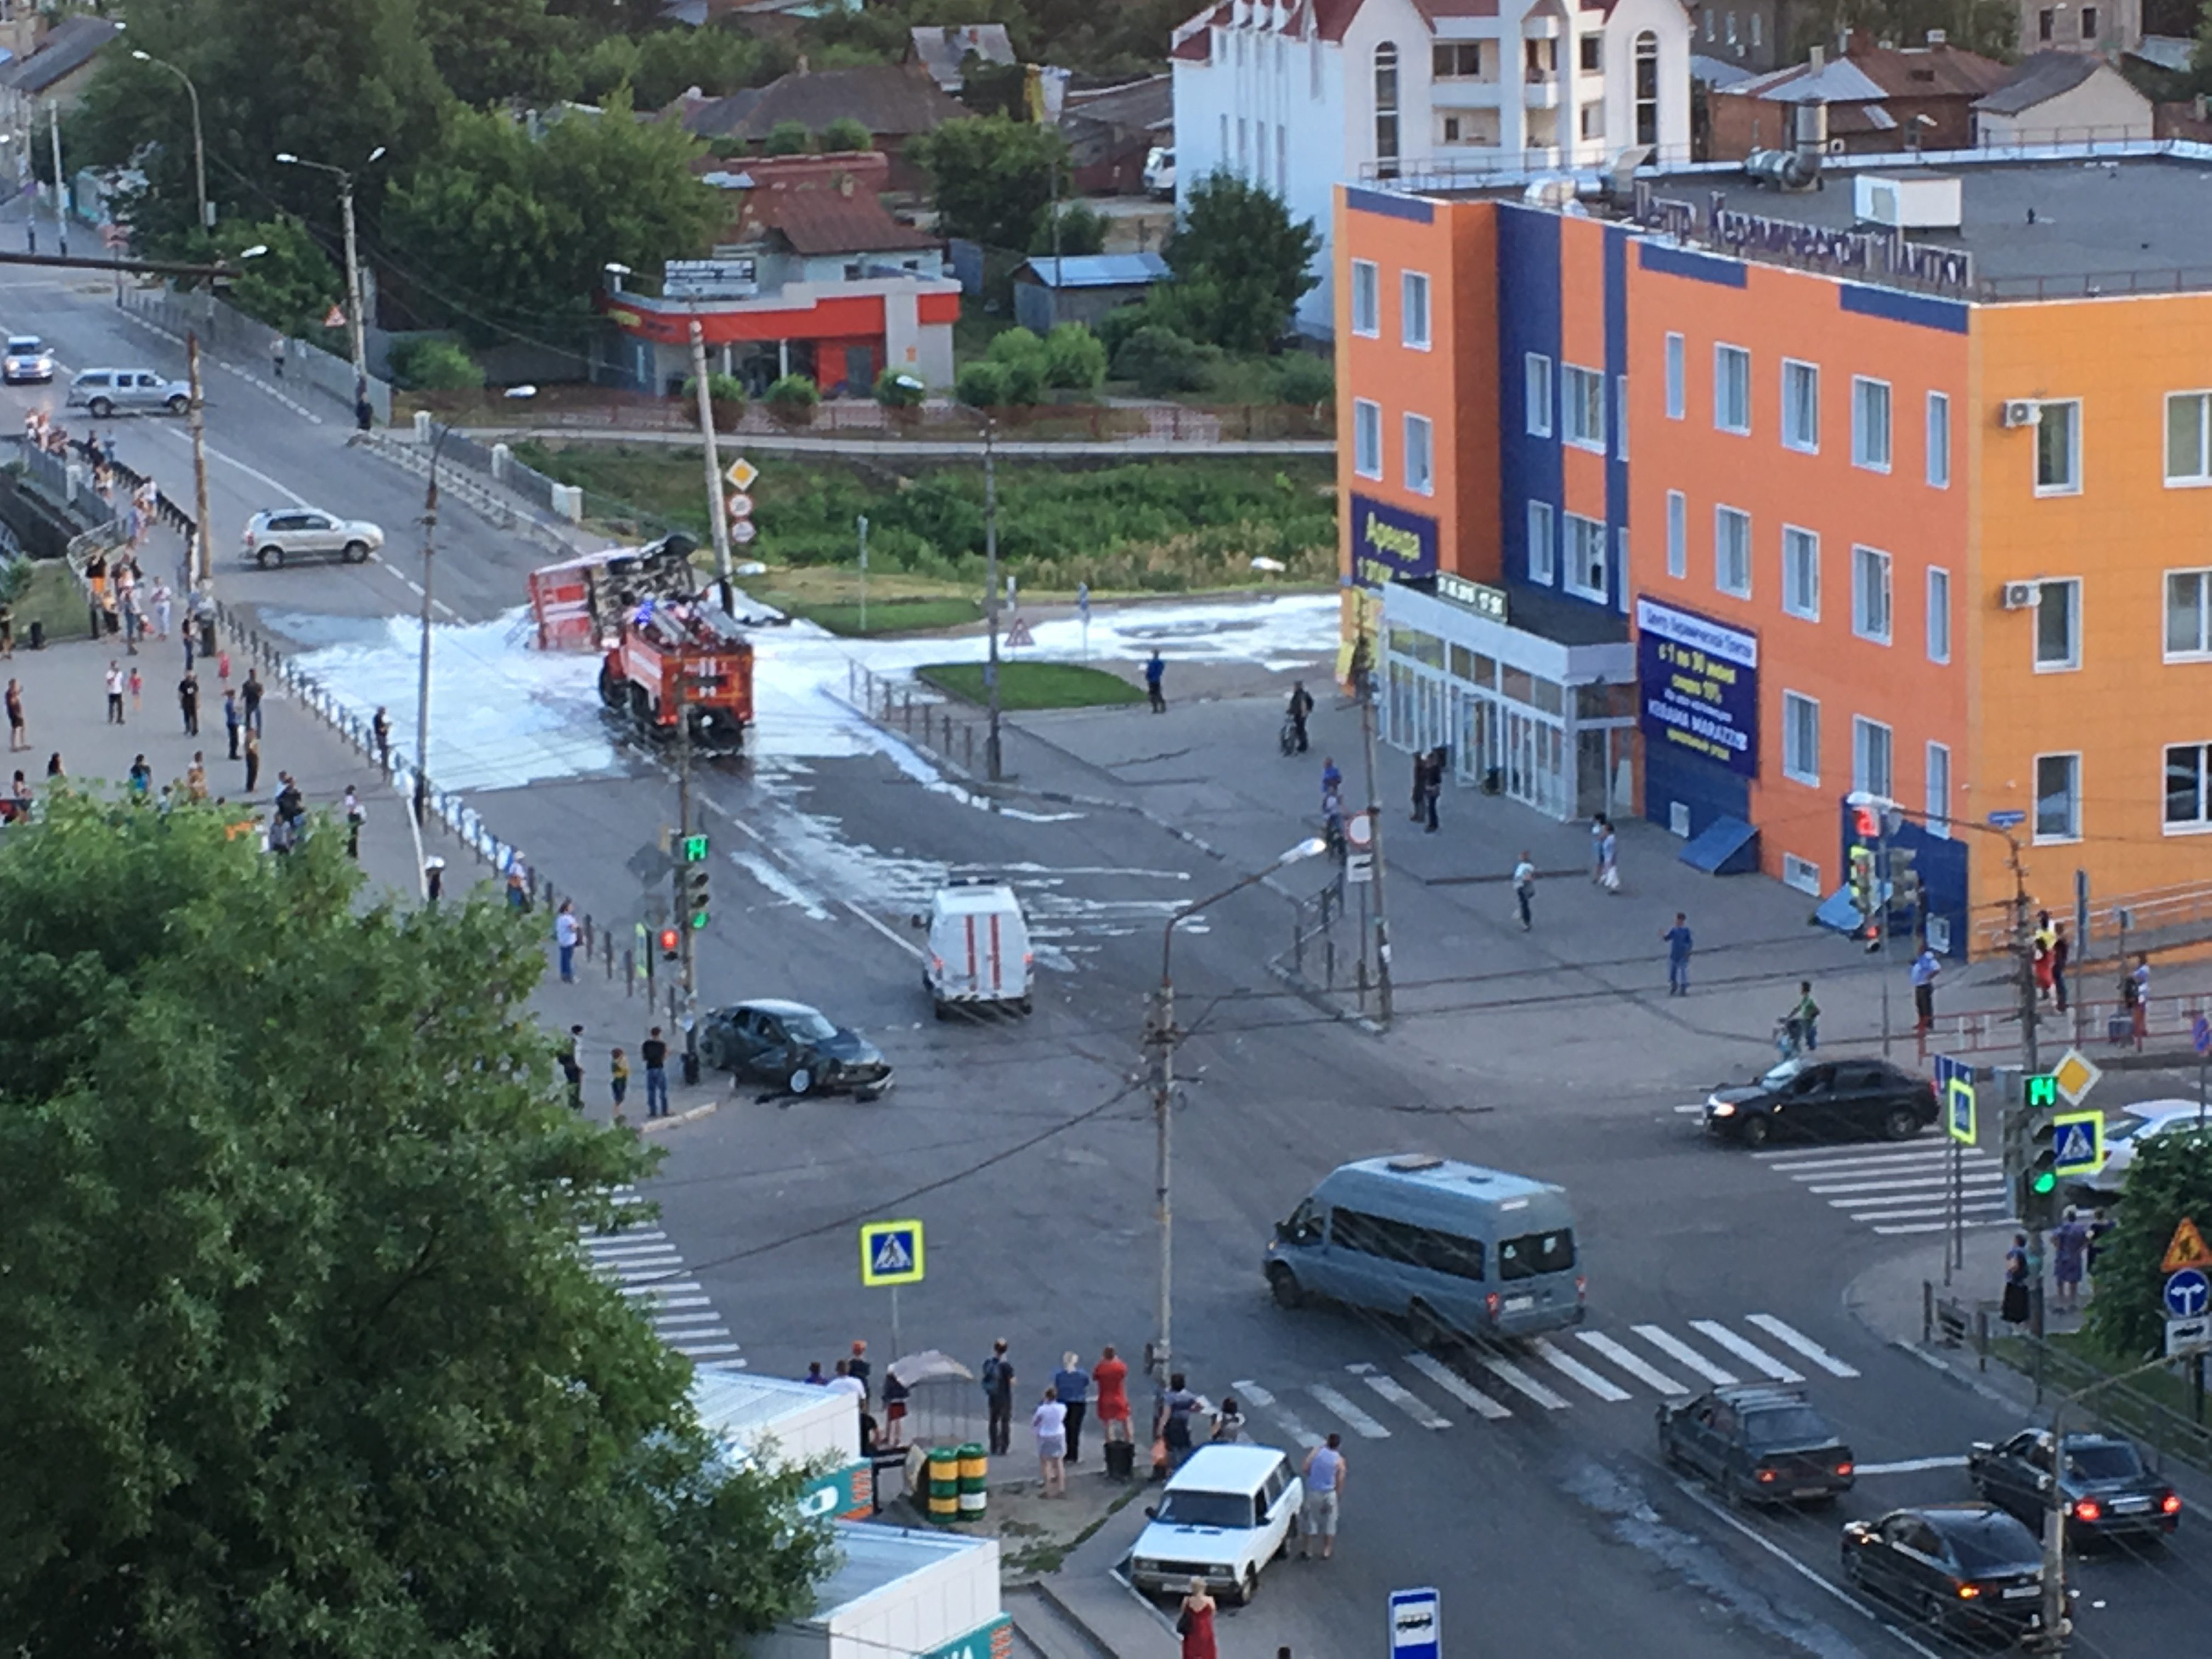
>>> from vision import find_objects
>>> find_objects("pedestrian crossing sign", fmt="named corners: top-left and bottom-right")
top-left (1945, 1078), bottom-right (1976, 1146)
top-left (860, 1219), bottom-right (925, 1286)
top-left (2051, 1110), bottom-right (2103, 1177)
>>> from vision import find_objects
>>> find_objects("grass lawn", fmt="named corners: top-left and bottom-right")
top-left (789, 597), bottom-right (983, 636)
top-left (918, 660), bottom-right (1143, 711)
top-left (5, 558), bottom-right (93, 646)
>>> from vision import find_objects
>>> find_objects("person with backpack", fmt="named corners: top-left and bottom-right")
top-left (980, 1339), bottom-right (1015, 1455)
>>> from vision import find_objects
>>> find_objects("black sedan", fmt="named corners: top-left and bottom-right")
top-left (1657, 1384), bottom-right (1855, 1506)
top-left (1970, 1428), bottom-right (2181, 1546)
top-left (699, 999), bottom-right (893, 1099)
top-left (1841, 1504), bottom-right (2045, 1640)
top-left (1703, 1056), bottom-right (1937, 1147)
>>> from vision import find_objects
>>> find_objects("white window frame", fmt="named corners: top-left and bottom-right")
top-left (1782, 853), bottom-right (1822, 895)
top-left (2034, 577), bottom-right (2081, 671)
top-left (1350, 259), bottom-right (1380, 338)
top-left (1615, 375), bottom-right (1629, 459)
top-left (1525, 353), bottom-right (1553, 438)
top-left (1403, 412), bottom-right (1434, 495)
top-left (1781, 524), bottom-right (1819, 621)
top-left (1401, 270), bottom-right (1431, 350)
top-left (2166, 741), bottom-right (2212, 834)
top-left (1782, 691), bottom-right (1820, 786)
top-left (1850, 376), bottom-right (1892, 472)
top-left (1665, 489), bottom-right (1686, 579)
top-left (2033, 751), bottom-right (2081, 843)
top-left (1851, 544), bottom-right (1892, 645)
top-left (1664, 332), bottom-right (1685, 420)
top-left (1561, 364), bottom-right (1606, 452)
top-left (1926, 391), bottom-right (1951, 488)
top-left (1527, 499), bottom-right (1556, 584)
top-left (1926, 741), bottom-right (1951, 839)
top-left (1927, 566), bottom-right (1951, 664)
top-left (2035, 398), bottom-right (2081, 495)
top-left (1780, 359), bottom-right (1819, 453)
top-left (2167, 567), bottom-right (2212, 660)
top-left (2168, 391), bottom-right (2212, 486)
top-left (1714, 504), bottom-right (1751, 597)
top-left (1714, 342), bottom-right (1750, 435)
top-left (1564, 512), bottom-right (1608, 602)
top-left (1352, 397), bottom-right (1383, 479)
top-left (1853, 716), bottom-right (1894, 799)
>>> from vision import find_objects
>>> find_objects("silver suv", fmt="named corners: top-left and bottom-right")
top-left (67, 368), bottom-right (191, 417)
top-left (241, 507), bottom-right (385, 568)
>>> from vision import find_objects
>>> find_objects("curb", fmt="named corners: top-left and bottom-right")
top-left (636, 1096), bottom-right (723, 1135)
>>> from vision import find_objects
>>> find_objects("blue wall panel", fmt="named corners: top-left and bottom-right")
top-left (1496, 205), bottom-right (1563, 603)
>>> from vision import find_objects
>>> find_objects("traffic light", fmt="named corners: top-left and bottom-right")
top-left (2023, 1073), bottom-right (2059, 1111)
top-left (2012, 1073), bottom-right (2063, 1228)
top-left (679, 832), bottom-right (709, 864)
top-left (1889, 846), bottom-right (1922, 926)
top-left (682, 863), bottom-right (710, 930)
top-left (657, 926), bottom-right (680, 962)
top-left (1852, 803), bottom-right (1882, 840)
top-left (1849, 847), bottom-right (1878, 917)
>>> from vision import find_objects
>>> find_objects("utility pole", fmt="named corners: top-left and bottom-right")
top-left (856, 514), bottom-right (868, 634)
top-left (982, 415), bottom-right (1003, 780)
top-left (686, 317), bottom-right (735, 613)
top-left (187, 333), bottom-right (212, 588)
top-left (413, 444), bottom-right (440, 837)
top-left (676, 679), bottom-right (702, 1086)
top-left (338, 174), bottom-right (367, 423)
top-left (1352, 629), bottom-right (1394, 1028)
top-left (1146, 972), bottom-right (1175, 1391)
top-left (48, 99), bottom-right (65, 259)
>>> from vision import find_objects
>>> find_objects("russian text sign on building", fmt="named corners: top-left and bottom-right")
top-left (1347, 494), bottom-right (1437, 590)
top-left (1630, 182), bottom-right (1975, 297)
top-left (1635, 598), bottom-right (1760, 780)
top-left (664, 258), bottom-right (760, 300)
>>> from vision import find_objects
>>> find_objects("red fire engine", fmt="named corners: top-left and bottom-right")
top-left (526, 533), bottom-right (700, 651)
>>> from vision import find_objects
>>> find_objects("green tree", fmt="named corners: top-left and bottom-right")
top-left (1113, 323), bottom-right (1215, 396)
top-left (956, 358), bottom-right (1011, 408)
top-left (631, 25), bottom-right (774, 111)
top-left (388, 336), bottom-right (488, 390)
top-left (2084, 1127), bottom-right (2212, 1359)
top-left (957, 56), bottom-right (1028, 117)
top-left (1274, 350), bottom-right (1335, 406)
top-left (875, 364), bottom-right (928, 405)
top-left (820, 116), bottom-right (874, 153)
top-left (1030, 200), bottom-right (1108, 257)
top-left (1161, 170), bottom-right (1322, 353)
top-left (764, 119), bottom-right (814, 155)
top-left (421, 0), bottom-right (581, 108)
top-left (216, 216), bottom-right (342, 341)
top-left (1041, 321), bottom-right (1108, 390)
top-left (909, 114), bottom-right (1070, 250)
top-left (985, 325), bottom-right (1048, 404)
top-left (384, 89), bottom-right (725, 346)
top-left (0, 794), bottom-right (833, 1656)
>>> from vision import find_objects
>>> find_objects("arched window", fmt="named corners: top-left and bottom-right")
top-left (1634, 32), bottom-right (1660, 146)
top-left (1375, 43), bottom-right (1401, 176)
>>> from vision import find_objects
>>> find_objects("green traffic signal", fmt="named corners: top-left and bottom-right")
top-left (2032, 1169), bottom-right (2057, 1195)
top-left (689, 908), bottom-right (710, 930)
top-left (680, 833), bottom-right (710, 862)
top-left (2024, 1073), bottom-right (2059, 1110)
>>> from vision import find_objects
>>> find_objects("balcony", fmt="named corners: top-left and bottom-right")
top-left (1523, 75), bottom-right (1563, 110)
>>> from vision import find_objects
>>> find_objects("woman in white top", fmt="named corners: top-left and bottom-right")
top-left (1032, 1384), bottom-right (1068, 1497)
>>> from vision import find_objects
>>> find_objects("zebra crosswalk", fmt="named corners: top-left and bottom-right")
top-left (1752, 1139), bottom-right (2017, 1237)
top-left (578, 1187), bottom-right (746, 1365)
top-left (1228, 1314), bottom-right (1857, 1443)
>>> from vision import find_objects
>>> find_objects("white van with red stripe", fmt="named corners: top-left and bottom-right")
top-left (922, 881), bottom-right (1034, 1019)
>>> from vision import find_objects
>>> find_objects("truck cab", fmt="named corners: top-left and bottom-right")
top-left (919, 881), bottom-right (1033, 1019)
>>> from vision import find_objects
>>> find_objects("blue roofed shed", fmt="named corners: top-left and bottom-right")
top-left (1012, 251), bottom-right (1170, 334)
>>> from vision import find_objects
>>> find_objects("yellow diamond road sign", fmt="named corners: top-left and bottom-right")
top-left (725, 456), bottom-right (758, 492)
top-left (2051, 1047), bottom-right (2101, 1107)
top-left (860, 1219), bottom-right (924, 1287)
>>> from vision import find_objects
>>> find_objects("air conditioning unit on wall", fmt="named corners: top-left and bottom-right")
top-left (2001, 581), bottom-right (2041, 610)
top-left (2001, 399), bottom-right (2042, 428)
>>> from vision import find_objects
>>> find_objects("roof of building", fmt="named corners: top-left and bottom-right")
top-left (1722, 38), bottom-right (2011, 105)
top-left (1690, 53), bottom-right (1756, 89)
top-left (1171, 0), bottom-right (1616, 61)
top-left (1973, 51), bottom-right (2102, 115)
top-left (0, 14), bottom-right (120, 94)
top-left (1016, 251), bottom-right (1172, 289)
top-left (719, 148), bottom-right (941, 255)
top-left (679, 64), bottom-right (969, 141)
top-left (2132, 33), bottom-right (2196, 72)
top-left (907, 22), bottom-right (1015, 89)
top-left (1061, 75), bottom-right (1173, 137)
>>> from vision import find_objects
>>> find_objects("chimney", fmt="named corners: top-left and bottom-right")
top-left (1926, 28), bottom-right (1947, 44)
top-left (1809, 44), bottom-right (1825, 70)
top-left (839, 172), bottom-right (855, 196)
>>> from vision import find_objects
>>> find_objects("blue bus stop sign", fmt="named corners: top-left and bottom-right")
top-left (1390, 1588), bottom-right (1441, 1659)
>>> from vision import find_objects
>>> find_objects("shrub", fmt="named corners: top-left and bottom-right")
top-left (984, 326), bottom-right (1047, 405)
top-left (0, 551), bottom-right (30, 606)
top-left (680, 372), bottom-right (747, 407)
top-left (386, 336), bottom-right (484, 391)
top-left (873, 365), bottom-right (928, 407)
top-left (765, 374), bottom-right (819, 422)
top-left (1041, 323), bottom-right (1107, 391)
top-left (763, 120), bottom-right (812, 156)
top-left (1273, 352), bottom-right (1335, 406)
top-left (820, 116), bottom-right (872, 154)
top-left (1112, 325), bottom-right (1213, 397)
top-left (1093, 301), bottom-right (1152, 363)
top-left (955, 360), bottom-right (1009, 408)
top-left (1029, 201), bottom-right (1108, 257)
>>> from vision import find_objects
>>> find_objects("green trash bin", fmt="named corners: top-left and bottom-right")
top-left (956, 1441), bottom-right (988, 1519)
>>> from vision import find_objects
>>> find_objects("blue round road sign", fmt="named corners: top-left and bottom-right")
top-left (2194, 1014), bottom-right (2211, 1056)
top-left (2165, 1267), bottom-right (2211, 1319)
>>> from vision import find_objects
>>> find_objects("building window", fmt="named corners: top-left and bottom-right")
top-left (1278, 126), bottom-right (1286, 187)
top-left (1579, 35), bottom-right (1602, 71)
top-left (2039, 7), bottom-right (2055, 41)
top-left (1850, 376), bottom-right (1892, 471)
top-left (2166, 392), bottom-right (2212, 484)
top-left (1634, 31), bottom-right (1659, 146)
top-left (1714, 505), bottom-right (1751, 597)
top-left (1579, 101), bottom-right (1604, 141)
top-left (1852, 545), bottom-right (1892, 644)
top-left (1525, 353), bottom-right (1553, 437)
top-left (1565, 513), bottom-right (1608, 602)
top-left (1401, 270), bottom-right (1431, 349)
top-left (1927, 567), bottom-right (1951, 664)
top-left (1374, 43), bottom-right (1401, 177)
top-left (1781, 359), bottom-right (1819, 453)
top-left (1664, 332), bottom-right (1685, 419)
top-left (1725, 12), bottom-right (1738, 43)
top-left (1403, 413), bottom-right (1434, 495)
top-left (2083, 5), bottom-right (2100, 37)
top-left (1615, 528), bottom-right (1629, 611)
top-left (1783, 853), bottom-right (1822, 895)
top-left (1853, 717), bottom-right (1894, 799)
top-left (1219, 112), bottom-right (1228, 162)
top-left (1751, 12), bottom-right (1762, 44)
top-left (2034, 752), bottom-right (2080, 842)
top-left (1527, 499), bottom-right (1556, 584)
top-left (1705, 8), bottom-right (1716, 40)
top-left (1353, 398), bottom-right (1383, 478)
top-left (1666, 489), bottom-right (1686, 578)
top-left (1350, 260), bottom-right (1380, 337)
top-left (2168, 743), bottom-right (2212, 831)
top-left (1926, 391), bottom-right (1950, 488)
top-left (1562, 365), bottom-right (1605, 450)
top-left (1926, 742), bottom-right (1951, 838)
top-left (2168, 568), bottom-right (2212, 657)
top-left (1714, 343), bottom-right (1750, 434)
top-left (1782, 692), bottom-right (1820, 785)
top-left (1255, 122), bottom-right (1268, 189)
top-left (1781, 524), bottom-right (1819, 620)
top-left (1238, 117), bottom-right (1248, 172)
top-left (2035, 578), bottom-right (2080, 670)
top-left (2036, 399), bottom-right (2080, 494)
top-left (1615, 375), bottom-right (1629, 459)
top-left (1434, 42), bottom-right (1485, 77)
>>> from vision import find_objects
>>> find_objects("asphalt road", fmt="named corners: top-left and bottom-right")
top-left (12, 247), bottom-right (2212, 1659)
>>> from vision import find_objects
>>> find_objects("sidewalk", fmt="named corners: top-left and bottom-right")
top-left (457, 424), bottom-right (1336, 459)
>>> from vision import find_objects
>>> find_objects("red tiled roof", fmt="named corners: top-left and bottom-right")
top-left (733, 164), bottom-right (942, 257)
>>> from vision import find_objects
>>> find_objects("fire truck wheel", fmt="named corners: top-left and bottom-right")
top-left (597, 665), bottom-right (624, 709)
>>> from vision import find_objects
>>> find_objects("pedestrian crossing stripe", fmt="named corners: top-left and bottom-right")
top-left (1756, 1141), bottom-right (2021, 1235)
top-left (859, 1218), bottom-right (925, 1286)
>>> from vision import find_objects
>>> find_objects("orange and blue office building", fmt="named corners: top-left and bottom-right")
top-left (1338, 151), bottom-right (2212, 953)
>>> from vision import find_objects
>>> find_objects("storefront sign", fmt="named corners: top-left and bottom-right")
top-left (1635, 598), bottom-right (1759, 779)
top-left (1437, 571), bottom-right (1507, 623)
top-left (664, 257), bottom-right (759, 299)
top-left (916, 1613), bottom-right (1014, 1659)
top-left (1632, 182), bottom-right (1974, 297)
top-left (795, 1460), bottom-right (873, 1521)
top-left (1348, 495), bottom-right (1438, 589)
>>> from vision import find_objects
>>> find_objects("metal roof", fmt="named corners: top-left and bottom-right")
top-left (1017, 251), bottom-right (1171, 289)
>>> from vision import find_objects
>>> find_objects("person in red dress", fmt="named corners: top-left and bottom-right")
top-left (1093, 1344), bottom-right (1131, 1446)
top-left (1177, 1579), bottom-right (1217, 1659)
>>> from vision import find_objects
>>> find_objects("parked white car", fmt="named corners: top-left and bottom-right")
top-left (2067, 1100), bottom-right (2206, 1203)
top-left (241, 507), bottom-right (386, 568)
top-left (1127, 1444), bottom-right (1303, 1606)
top-left (1143, 145), bottom-right (1175, 200)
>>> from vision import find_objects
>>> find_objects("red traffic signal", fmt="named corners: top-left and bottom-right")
top-left (1852, 804), bottom-right (1881, 838)
top-left (657, 926), bottom-right (680, 961)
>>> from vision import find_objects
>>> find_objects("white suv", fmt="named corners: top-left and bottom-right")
top-left (67, 368), bottom-right (190, 417)
top-left (241, 507), bottom-right (386, 568)
top-left (1128, 1444), bottom-right (1304, 1605)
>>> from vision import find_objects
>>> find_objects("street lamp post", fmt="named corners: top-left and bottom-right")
top-left (276, 145), bottom-right (385, 426)
top-left (981, 413), bottom-right (1001, 778)
top-left (131, 50), bottom-right (207, 233)
top-left (1147, 836), bottom-right (1329, 1390)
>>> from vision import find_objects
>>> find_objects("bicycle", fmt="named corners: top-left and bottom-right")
top-left (1279, 716), bottom-right (1300, 757)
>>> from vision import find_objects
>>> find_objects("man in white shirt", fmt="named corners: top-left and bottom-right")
top-left (829, 1358), bottom-right (866, 1399)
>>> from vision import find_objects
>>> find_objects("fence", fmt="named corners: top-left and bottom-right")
top-left (116, 284), bottom-right (394, 426)
top-left (1974, 878), bottom-right (2212, 968)
top-left (846, 659), bottom-right (997, 775)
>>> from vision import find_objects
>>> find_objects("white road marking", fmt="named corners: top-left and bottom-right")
top-left (1348, 1364), bottom-right (1450, 1429)
top-left (618, 1280), bottom-right (703, 1296)
top-left (1854, 1456), bottom-right (1971, 1475)
top-left (1746, 1315), bottom-right (1862, 1378)
top-left (843, 897), bottom-right (926, 960)
top-left (607, 1262), bottom-right (686, 1280)
top-left (1532, 1338), bottom-right (1632, 1402)
top-left (586, 1244), bottom-right (681, 1261)
top-left (1633, 1324), bottom-right (1739, 1386)
top-left (1307, 1381), bottom-right (1391, 1438)
top-left (653, 1313), bottom-right (727, 1328)
top-left (1232, 1380), bottom-right (1323, 1448)
top-left (155, 422), bottom-right (311, 505)
top-left (1475, 1355), bottom-right (1570, 1410)
top-left (1764, 1146), bottom-right (1989, 1171)
top-left (583, 1230), bottom-right (668, 1245)
top-left (1804, 1173), bottom-right (1968, 1195)
top-left (658, 1295), bottom-right (713, 1310)
top-left (1401, 1352), bottom-right (1514, 1420)
top-left (1874, 1217), bottom-right (2016, 1237)
top-left (1576, 1330), bottom-right (1688, 1395)
top-left (674, 1342), bottom-right (744, 1357)
top-left (1690, 1320), bottom-right (1804, 1384)
top-left (1842, 1198), bottom-right (2011, 1221)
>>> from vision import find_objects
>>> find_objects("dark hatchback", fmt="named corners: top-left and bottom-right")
top-left (1657, 1385), bottom-right (1855, 1506)
top-left (1703, 1056), bottom-right (1937, 1148)
top-left (699, 998), bottom-right (893, 1099)
top-left (1842, 1504), bottom-right (2045, 1640)
top-left (1970, 1429), bottom-right (2181, 1546)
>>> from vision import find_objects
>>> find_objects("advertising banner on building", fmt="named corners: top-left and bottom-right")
top-left (1347, 494), bottom-right (1438, 589)
top-left (1635, 598), bottom-right (1759, 779)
